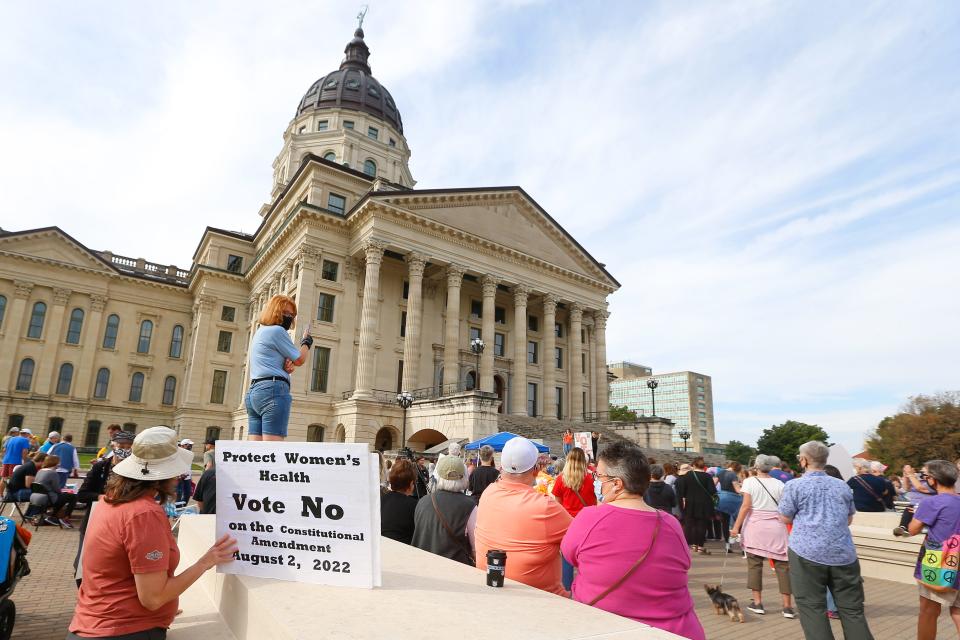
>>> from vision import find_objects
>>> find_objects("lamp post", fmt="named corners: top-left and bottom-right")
top-left (396, 391), bottom-right (413, 450)
top-left (646, 378), bottom-right (659, 416)
top-left (470, 337), bottom-right (484, 391)
top-left (679, 428), bottom-right (691, 452)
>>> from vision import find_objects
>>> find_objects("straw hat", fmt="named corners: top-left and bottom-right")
top-left (114, 426), bottom-right (194, 481)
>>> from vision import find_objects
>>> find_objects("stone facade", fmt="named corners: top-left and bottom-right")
top-left (0, 29), bottom-right (618, 451)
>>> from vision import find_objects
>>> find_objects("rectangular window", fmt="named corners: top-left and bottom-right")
top-left (396, 360), bottom-right (403, 393)
top-left (582, 392), bottom-right (587, 418)
top-left (210, 370), bottom-right (227, 404)
top-left (221, 306), bottom-right (236, 322)
top-left (582, 353), bottom-right (586, 373)
top-left (298, 125), bottom-right (306, 134)
top-left (317, 293), bottom-right (335, 322)
top-left (556, 347), bottom-right (563, 369)
top-left (343, 120), bottom-right (354, 130)
top-left (494, 306), bottom-right (505, 325)
top-left (217, 330), bottom-right (232, 353)
top-left (556, 387), bottom-right (564, 419)
top-left (389, 138), bottom-right (396, 147)
top-left (400, 311), bottom-right (407, 337)
top-left (367, 126), bottom-right (378, 139)
top-left (321, 260), bottom-right (339, 281)
top-left (528, 315), bottom-right (539, 332)
top-left (527, 383), bottom-right (538, 417)
top-left (49, 417), bottom-right (63, 432)
top-left (205, 426), bottom-right (222, 442)
top-left (527, 341), bottom-right (538, 364)
top-left (311, 347), bottom-right (331, 392)
top-left (7, 415), bottom-right (23, 430)
top-left (469, 327), bottom-right (481, 343)
top-left (317, 120), bottom-right (328, 131)
top-left (402, 281), bottom-right (409, 299)
top-left (470, 300), bottom-right (482, 318)
top-left (327, 193), bottom-right (346, 215)
top-left (494, 333), bottom-right (505, 357)
top-left (226, 255), bottom-right (243, 274)
top-left (555, 323), bottom-right (563, 338)
top-left (84, 420), bottom-right (102, 447)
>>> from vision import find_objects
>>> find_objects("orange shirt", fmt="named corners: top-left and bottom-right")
top-left (475, 476), bottom-right (572, 596)
top-left (70, 495), bottom-right (181, 637)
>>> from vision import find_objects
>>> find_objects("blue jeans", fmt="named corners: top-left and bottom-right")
top-left (246, 379), bottom-right (292, 437)
top-left (57, 471), bottom-right (69, 489)
top-left (562, 443), bottom-right (572, 456)
top-left (562, 555), bottom-right (574, 592)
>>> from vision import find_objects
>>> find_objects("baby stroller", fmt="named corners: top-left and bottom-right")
top-left (0, 516), bottom-right (30, 640)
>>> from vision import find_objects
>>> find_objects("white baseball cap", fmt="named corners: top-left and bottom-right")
top-left (114, 426), bottom-right (194, 481)
top-left (500, 436), bottom-right (539, 474)
top-left (20, 428), bottom-right (32, 435)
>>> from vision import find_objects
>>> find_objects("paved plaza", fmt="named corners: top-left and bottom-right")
top-left (10, 523), bottom-right (956, 640)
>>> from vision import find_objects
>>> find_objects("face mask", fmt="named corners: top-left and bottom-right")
top-left (281, 314), bottom-right (294, 330)
top-left (113, 447), bottom-right (132, 459)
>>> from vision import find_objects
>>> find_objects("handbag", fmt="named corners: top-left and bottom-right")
top-left (916, 533), bottom-right (960, 593)
top-left (588, 511), bottom-right (662, 605)
top-left (430, 493), bottom-right (475, 564)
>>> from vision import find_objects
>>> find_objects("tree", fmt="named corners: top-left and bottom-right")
top-left (756, 420), bottom-right (830, 471)
top-left (865, 392), bottom-right (960, 469)
top-left (724, 440), bottom-right (756, 465)
top-left (608, 404), bottom-right (638, 422)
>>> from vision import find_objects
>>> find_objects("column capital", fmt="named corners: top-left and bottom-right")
top-left (512, 284), bottom-right (530, 306)
top-left (196, 294), bottom-right (217, 313)
top-left (445, 263), bottom-right (466, 287)
top-left (90, 294), bottom-right (109, 312)
top-left (593, 309), bottom-right (608, 330)
top-left (298, 245), bottom-right (321, 269)
top-left (542, 293), bottom-right (558, 315)
top-left (53, 288), bottom-right (72, 305)
top-left (405, 251), bottom-right (428, 277)
top-left (481, 274), bottom-right (498, 297)
top-left (14, 280), bottom-right (34, 298)
top-left (570, 302), bottom-right (584, 323)
top-left (363, 239), bottom-right (387, 267)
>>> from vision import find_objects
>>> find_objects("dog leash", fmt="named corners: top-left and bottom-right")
top-left (718, 534), bottom-right (738, 587)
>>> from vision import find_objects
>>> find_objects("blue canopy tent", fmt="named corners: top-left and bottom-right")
top-left (464, 432), bottom-right (549, 453)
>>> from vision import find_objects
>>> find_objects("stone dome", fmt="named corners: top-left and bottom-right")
top-left (295, 28), bottom-right (403, 134)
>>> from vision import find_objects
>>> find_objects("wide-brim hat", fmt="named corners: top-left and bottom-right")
top-left (114, 426), bottom-right (193, 481)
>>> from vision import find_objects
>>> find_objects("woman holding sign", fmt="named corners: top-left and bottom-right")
top-left (246, 295), bottom-right (312, 441)
top-left (69, 426), bottom-right (237, 639)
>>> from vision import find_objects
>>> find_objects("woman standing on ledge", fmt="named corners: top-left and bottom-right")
top-left (246, 295), bottom-right (311, 441)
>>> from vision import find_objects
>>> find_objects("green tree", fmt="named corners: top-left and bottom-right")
top-left (608, 404), bottom-right (638, 422)
top-left (756, 420), bottom-right (830, 471)
top-left (724, 440), bottom-right (756, 465)
top-left (865, 392), bottom-right (960, 469)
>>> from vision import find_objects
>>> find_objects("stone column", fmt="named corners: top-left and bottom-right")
top-left (569, 302), bottom-right (583, 420)
top-left (401, 252), bottom-right (427, 392)
top-left (594, 308), bottom-right (608, 417)
top-left (511, 284), bottom-right (529, 415)
top-left (0, 281), bottom-right (33, 393)
top-left (184, 295), bottom-right (217, 405)
top-left (293, 246), bottom-right (321, 395)
top-left (73, 294), bottom-right (107, 397)
top-left (542, 294), bottom-right (557, 419)
top-left (442, 264), bottom-right (466, 389)
top-left (480, 275), bottom-right (497, 392)
top-left (35, 287), bottom-right (72, 395)
top-left (353, 240), bottom-right (386, 399)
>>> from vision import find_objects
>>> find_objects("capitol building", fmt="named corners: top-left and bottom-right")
top-left (0, 28), bottom-right (619, 451)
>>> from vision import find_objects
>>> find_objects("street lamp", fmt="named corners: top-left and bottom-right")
top-left (470, 337), bottom-right (484, 391)
top-left (396, 391), bottom-right (413, 450)
top-left (646, 378), bottom-right (659, 416)
top-left (679, 429), bottom-right (691, 452)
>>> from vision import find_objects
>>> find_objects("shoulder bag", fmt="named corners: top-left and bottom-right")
top-left (917, 532), bottom-right (960, 594)
top-left (588, 511), bottom-right (662, 605)
top-left (852, 475), bottom-right (886, 508)
top-left (756, 478), bottom-right (780, 506)
top-left (692, 471), bottom-right (719, 507)
top-left (430, 493), bottom-right (475, 564)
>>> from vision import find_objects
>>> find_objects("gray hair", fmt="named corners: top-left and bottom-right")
top-left (870, 460), bottom-right (885, 473)
top-left (798, 441), bottom-right (830, 467)
top-left (435, 477), bottom-right (469, 493)
top-left (754, 454), bottom-right (780, 473)
top-left (448, 442), bottom-right (462, 456)
top-left (852, 458), bottom-right (869, 471)
top-left (925, 460), bottom-right (958, 488)
top-left (479, 445), bottom-right (495, 463)
top-left (649, 464), bottom-right (664, 480)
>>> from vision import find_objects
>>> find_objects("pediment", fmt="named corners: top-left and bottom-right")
top-left (0, 228), bottom-right (115, 275)
top-left (377, 190), bottom-right (617, 287)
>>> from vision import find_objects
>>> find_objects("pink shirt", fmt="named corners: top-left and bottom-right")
top-left (561, 504), bottom-right (705, 640)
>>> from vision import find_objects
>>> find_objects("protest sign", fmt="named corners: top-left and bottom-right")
top-left (574, 432), bottom-right (593, 460)
top-left (216, 441), bottom-right (381, 588)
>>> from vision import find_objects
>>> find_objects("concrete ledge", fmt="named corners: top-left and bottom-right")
top-left (851, 511), bottom-right (921, 585)
top-left (172, 515), bottom-right (682, 640)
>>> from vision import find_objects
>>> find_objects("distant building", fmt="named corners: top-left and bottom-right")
top-left (608, 365), bottom-right (715, 452)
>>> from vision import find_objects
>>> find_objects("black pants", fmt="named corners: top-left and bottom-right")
top-left (684, 515), bottom-right (708, 547)
top-left (788, 549), bottom-right (874, 640)
top-left (67, 628), bottom-right (166, 639)
top-left (720, 512), bottom-right (732, 543)
top-left (899, 507), bottom-right (914, 529)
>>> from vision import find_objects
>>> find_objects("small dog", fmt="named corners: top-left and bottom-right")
top-left (704, 584), bottom-right (745, 623)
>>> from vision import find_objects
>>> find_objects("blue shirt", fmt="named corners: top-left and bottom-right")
top-left (249, 325), bottom-right (301, 380)
top-left (1, 436), bottom-right (30, 465)
top-left (50, 441), bottom-right (77, 473)
top-left (769, 469), bottom-right (794, 483)
top-left (779, 470), bottom-right (857, 566)
top-left (40, 440), bottom-right (54, 453)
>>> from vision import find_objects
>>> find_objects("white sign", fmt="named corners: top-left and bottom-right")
top-left (574, 432), bottom-right (594, 460)
top-left (216, 441), bottom-right (381, 588)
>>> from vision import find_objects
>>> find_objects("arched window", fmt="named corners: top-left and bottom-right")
top-left (65, 308), bottom-right (84, 344)
top-left (137, 320), bottom-right (153, 354)
top-left (103, 314), bottom-right (120, 349)
top-left (169, 325), bottom-right (184, 358)
top-left (0, 295), bottom-right (6, 329)
top-left (15, 358), bottom-right (34, 391)
top-left (363, 159), bottom-right (376, 177)
top-left (56, 363), bottom-right (74, 395)
top-left (93, 368), bottom-right (110, 399)
top-left (27, 302), bottom-right (46, 338)
top-left (323, 152), bottom-right (336, 161)
top-left (162, 376), bottom-right (177, 405)
top-left (307, 424), bottom-right (325, 442)
top-left (129, 372), bottom-right (145, 402)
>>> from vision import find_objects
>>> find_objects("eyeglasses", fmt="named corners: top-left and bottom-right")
top-left (592, 471), bottom-right (621, 484)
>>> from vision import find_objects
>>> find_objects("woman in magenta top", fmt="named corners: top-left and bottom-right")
top-left (561, 441), bottom-right (705, 640)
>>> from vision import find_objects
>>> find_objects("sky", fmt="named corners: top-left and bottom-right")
top-left (1, 1), bottom-right (958, 454)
